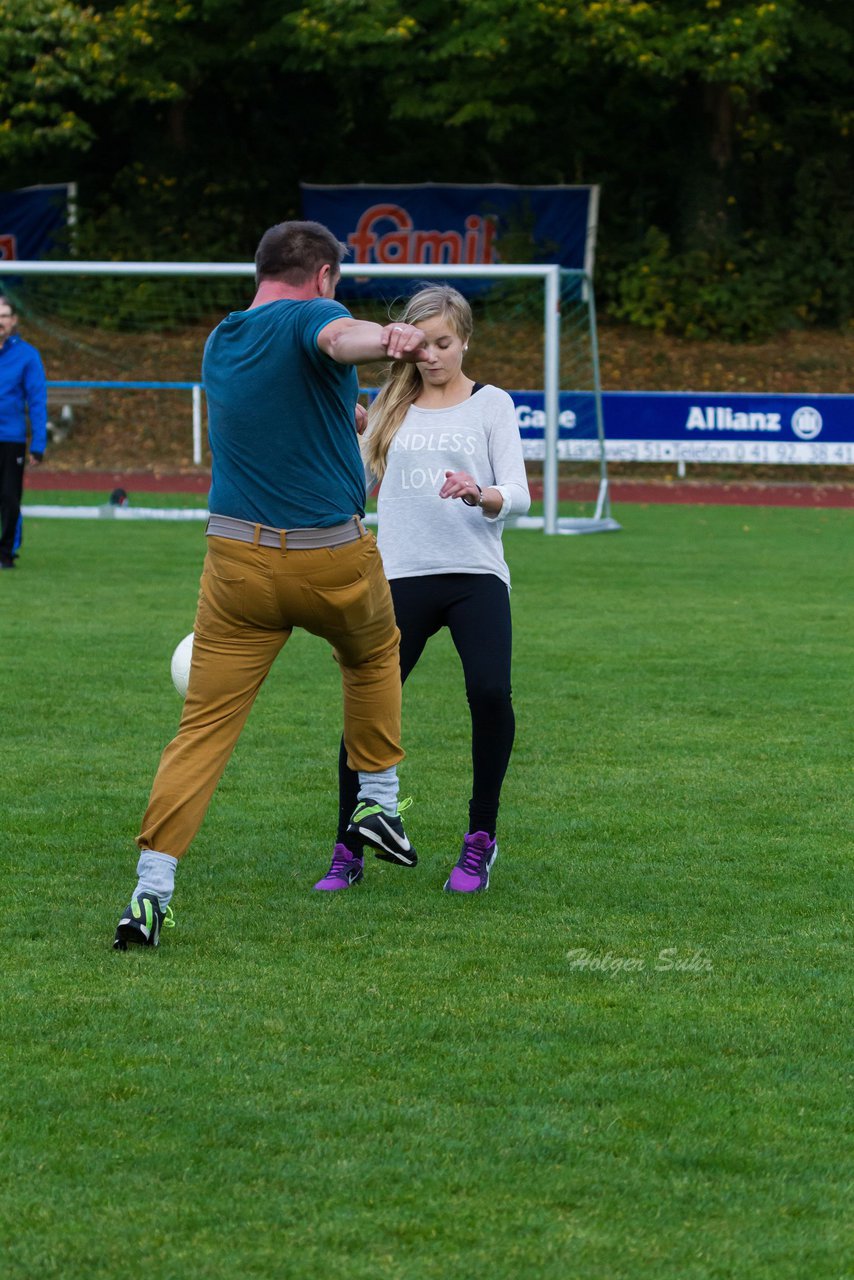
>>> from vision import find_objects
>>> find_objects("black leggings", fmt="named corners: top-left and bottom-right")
top-left (338, 572), bottom-right (515, 844)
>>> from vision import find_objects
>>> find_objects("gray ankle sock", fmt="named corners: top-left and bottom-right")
top-left (133, 849), bottom-right (178, 908)
top-left (357, 767), bottom-right (399, 815)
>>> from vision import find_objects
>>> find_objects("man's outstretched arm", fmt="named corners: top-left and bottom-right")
top-left (318, 318), bottom-right (427, 365)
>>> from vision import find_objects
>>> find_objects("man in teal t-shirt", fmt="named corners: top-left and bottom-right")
top-left (114, 221), bottom-right (429, 950)
top-left (204, 293), bottom-right (365, 529)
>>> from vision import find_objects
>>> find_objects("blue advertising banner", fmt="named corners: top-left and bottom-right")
top-left (0, 185), bottom-right (71, 261)
top-left (509, 390), bottom-right (854, 466)
top-left (301, 183), bottom-right (598, 296)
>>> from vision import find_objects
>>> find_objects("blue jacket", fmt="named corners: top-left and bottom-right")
top-left (0, 334), bottom-right (48, 453)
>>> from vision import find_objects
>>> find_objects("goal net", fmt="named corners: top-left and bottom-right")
top-left (2, 260), bottom-right (618, 534)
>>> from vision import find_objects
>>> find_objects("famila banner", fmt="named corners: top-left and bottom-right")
top-left (300, 183), bottom-right (599, 296)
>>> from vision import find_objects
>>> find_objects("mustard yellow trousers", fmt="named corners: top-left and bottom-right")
top-left (137, 528), bottom-right (402, 858)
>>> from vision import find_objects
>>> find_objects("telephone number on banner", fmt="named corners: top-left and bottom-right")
top-left (521, 439), bottom-right (854, 466)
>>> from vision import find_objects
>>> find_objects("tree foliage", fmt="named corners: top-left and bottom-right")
top-left (0, 2), bottom-right (190, 160)
top-left (1, 0), bottom-right (851, 334)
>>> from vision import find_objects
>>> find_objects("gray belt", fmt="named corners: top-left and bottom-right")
top-left (206, 513), bottom-right (366, 550)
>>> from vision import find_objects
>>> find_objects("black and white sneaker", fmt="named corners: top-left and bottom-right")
top-left (113, 892), bottom-right (174, 950)
top-left (347, 797), bottom-right (417, 867)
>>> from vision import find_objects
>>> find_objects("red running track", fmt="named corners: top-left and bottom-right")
top-left (27, 470), bottom-right (854, 509)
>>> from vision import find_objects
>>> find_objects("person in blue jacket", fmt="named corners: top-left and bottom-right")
top-left (0, 294), bottom-right (47, 569)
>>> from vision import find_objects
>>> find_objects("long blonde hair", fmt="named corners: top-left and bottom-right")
top-left (363, 286), bottom-right (474, 479)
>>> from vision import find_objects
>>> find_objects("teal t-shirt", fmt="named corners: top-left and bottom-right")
top-left (203, 297), bottom-right (364, 528)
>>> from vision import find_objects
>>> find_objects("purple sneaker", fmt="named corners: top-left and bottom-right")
top-left (443, 831), bottom-right (498, 894)
top-left (313, 844), bottom-right (364, 892)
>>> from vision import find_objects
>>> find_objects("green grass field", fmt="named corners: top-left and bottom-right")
top-left (2, 503), bottom-right (851, 1280)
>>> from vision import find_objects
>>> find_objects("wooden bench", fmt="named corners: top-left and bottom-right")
top-left (46, 385), bottom-right (93, 442)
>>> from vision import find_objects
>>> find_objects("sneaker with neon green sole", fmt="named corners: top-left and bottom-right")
top-left (113, 892), bottom-right (175, 950)
top-left (347, 797), bottom-right (417, 867)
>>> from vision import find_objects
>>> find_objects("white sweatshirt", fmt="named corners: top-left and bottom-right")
top-left (371, 384), bottom-right (531, 586)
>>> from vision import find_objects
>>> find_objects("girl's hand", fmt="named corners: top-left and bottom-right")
top-left (440, 470), bottom-right (480, 504)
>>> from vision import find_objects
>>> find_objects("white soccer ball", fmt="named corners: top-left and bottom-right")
top-left (170, 632), bottom-right (195, 698)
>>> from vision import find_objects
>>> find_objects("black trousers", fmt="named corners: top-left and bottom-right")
top-left (338, 572), bottom-right (515, 844)
top-left (0, 441), bottom-right (25, 564)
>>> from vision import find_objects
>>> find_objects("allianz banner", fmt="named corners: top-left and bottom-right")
top-left (300, 183), bottom-right (598, 296)
top-left (511, 391), bottom-right (854, 466)
top-left (0, 185), bottom-right (71, 261)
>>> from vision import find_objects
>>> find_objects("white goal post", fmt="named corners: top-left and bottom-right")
top-left (5, 259), bottom-right (619, 536)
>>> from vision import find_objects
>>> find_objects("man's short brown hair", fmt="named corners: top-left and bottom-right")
top-left (254, 220), bottom-right (347, 287)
